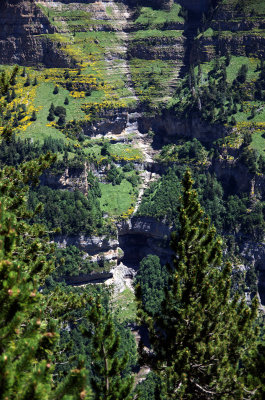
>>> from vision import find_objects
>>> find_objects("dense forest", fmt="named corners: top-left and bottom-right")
top-left (1, 162), bottom-right (265, 399)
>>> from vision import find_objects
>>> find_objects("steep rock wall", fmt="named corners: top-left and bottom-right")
top-left (0, 0), bottom-right (75, 66)
top-left (194, 33), bottom-right (265, 63)
top-left (128, 35), bottom-right (185, 61)
top-left (193, 1), bottom-right (265, 62)
top-left (138, 111), bottom-right (228, 144)
top-left (41, 165), bottom-right (89, 194)
top-left (118, 216), bottom-right (173, 268)
top-left (178, 0), bottom-right (211, 13)
top-left (55, 234), bottom-right (119, 256)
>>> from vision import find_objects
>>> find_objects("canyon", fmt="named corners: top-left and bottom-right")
top-left (1, 0), bottom-right (265, 305)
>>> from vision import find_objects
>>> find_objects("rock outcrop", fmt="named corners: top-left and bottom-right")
top-left (54, 234), bottom-right (119, 255)
top-left (41, 165), bottom-right (89, 195)
top-left (118, 216), bottom-right (173, 268)
top-left (193, 0), bottom-right (265, 62)
top-left (0, 0), bottom-right (75, 66)
top-left (178, 0), bottom-right (211, 13)
top-left (138, 111), bottom-right (228, 144)
top-left (240, 241), bottom-right (265, 305)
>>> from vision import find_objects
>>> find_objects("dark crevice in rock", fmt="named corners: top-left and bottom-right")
top-left (117, 217), bottom-right (173, 269)
top-left (179, 10), bottom-right (206, 76)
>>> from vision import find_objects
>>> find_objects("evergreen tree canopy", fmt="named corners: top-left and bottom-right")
top-left (138, 170), bottom-right (259, 399)
top-left (0, 156), bottom-right (91, 400)
top-left (84, 297), bottom-right (134, 400)
top-left (135, 255), bottom-right (168, 316)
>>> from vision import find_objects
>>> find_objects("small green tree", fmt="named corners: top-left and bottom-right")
top-left (31, 110), bottom-right (37, 121)
top-left (54, 106), bottom-right (66, 117)
top-left (47, 110), bottom-right (55, 121)
top-left (84, 297), bottom-right (133, 400)
top-left (58, 115), bottom-right (66, 126)
top-left (236, 64), bottom-right (248, 84)
top-left (24, 75), bottom-right (31, 87)
top-left (249, 107), bottom-right (256, 120)
top-left (9, 66), bottom-right (18, 86)
top-left (11, 88), bottom-right (16, 100)
top-left (6, 90), bottom-right (11, 103)
top-left (64, 70), bottom-right (70, 80)
top-left (138, 170), bottom-right (258, 399)
top-left (53, 85), bottom-right (59, 95)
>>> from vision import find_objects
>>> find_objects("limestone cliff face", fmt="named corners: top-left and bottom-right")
top-left (178, 0), bottom-right (211, 13)
top-left (81, 111), bottom-right (128, 137)
top-left (55, 234), bottom-right (119, 256)
top-left (0, 0), bottom-right (75, 66)
top-left (128, 34), bottom-right (185, 61)
top-left (41, 165), bottom-right (90, 195)
top-left (0, 0), bottom-right (187, 105)
top-left (194, 32), bottom-right (265, 63)
top-left (193, 1), bottom-right (265, 62)
top-left (125, 0), bottom-right (173, 11)
top-left (138, 111), bottom-right (228, 143)
top-left (118, 216), bottom-right (172, 239)
top-left (54, 234), bottom-right (123, 276)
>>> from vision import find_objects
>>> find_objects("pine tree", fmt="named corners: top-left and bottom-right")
top-left (138, 170), bottom-right (258, 399)
top-left (47, 110), bottom-right (55, 122)
top-left (11, 88), bottom-right (16, 100)
top-left (50, 103), bottom-right (55, 112)
top-left (24, 75), bottom-right (31, 87)
top-left (31, 110), bottom-right (37, 121)
top-left (53, 85), bottom-right (59, 95)
top-left (0, 205), bottom-right (58, 400)
top-left (64, 70), bottom-right (70, 80)
top-left (0, 157), bottom-right (91, 400)
top-left (0, 71), bottom-right (9, 96)
top-left (58, 115), bottom-right (66, 126)
top-left (0, 157), bottom-right (55, 399)
top-left (225, 51), bottom-right (231, 67)
top-left (236, 64), bottom-right (248, 84)
top-left (6, 90), bottom-right (11, 103)
top-left (250, 107), bottom-right (256, 120)
top-left (9, 66), bottom-right (18, 86)
top-left (84, 297), bottom-right (133, 400)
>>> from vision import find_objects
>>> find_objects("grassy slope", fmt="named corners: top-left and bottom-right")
top-left (37, 2), bottom-right (135, 109)
top-left (193, 55), bottom-right (265, 128)
top-left (113, 288), bottom-right (137, 323)
top-left (23, 82), bottom-right (85, 142)
top-left (251, 131), bottom-right (265, 155)
top-left (196, 0), bottom-right (265, 151)
top-left (129, 3), bottom-right (184, 105)
top-left (134, 4), bottom-right (184, 27)
top-left (1, 1), bottom-right (186, 143)
top-left (99, 180), bottom-right (135, 216)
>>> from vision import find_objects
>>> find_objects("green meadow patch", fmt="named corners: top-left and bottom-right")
top-left (99, 179), bottom-right (135, 216)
